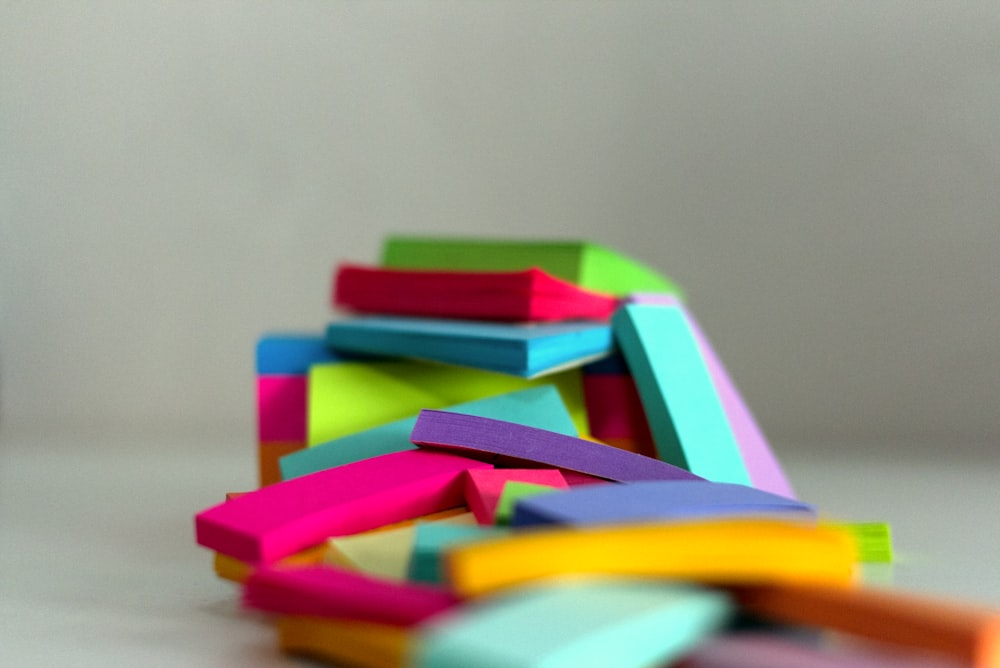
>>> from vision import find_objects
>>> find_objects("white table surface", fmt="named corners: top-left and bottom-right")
top-left (2, 430), bottom-right (998, 666)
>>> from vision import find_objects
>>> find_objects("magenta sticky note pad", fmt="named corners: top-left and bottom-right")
top-left (411, 410), bottom-right (703, 483)
top-left (464, 469), bottom-right (569, 525)
top-left (243, 565), bottom-right (459, 626)
top-left (195, 449), bottom-right (491, 564)
top-left (582, 373), bottom-right (653, 441)
top-left (257, 375), bottom-right (308, 442)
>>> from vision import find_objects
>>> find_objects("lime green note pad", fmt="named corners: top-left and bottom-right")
top-left (307, 360), bottom-right (587, 446)
top-left (381, 236), bottom-right (682, 298)
top-left (830, 521), bottom-right (894, 563)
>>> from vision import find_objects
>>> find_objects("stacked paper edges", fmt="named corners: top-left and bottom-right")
top-left (200, 236), bottom-right (999, 668)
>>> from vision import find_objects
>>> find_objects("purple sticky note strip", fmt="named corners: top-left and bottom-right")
top-left (243, 565), bottom-right (460, 627)
top-left (627, 294), bottom-right (795, 498)
top-left (410, 410), bottom-right (703, 483)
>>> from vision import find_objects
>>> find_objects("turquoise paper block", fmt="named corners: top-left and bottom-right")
top-left (326, 316), bottom-right (613, 378)
top-left (280, 384), bottom-right (577, 480)
top-left (414, 579), bottom-right (732, 668)
top-left (611, 303), bottom-right (752, 485)
top-left (407, 524), bottom-right (509, 584)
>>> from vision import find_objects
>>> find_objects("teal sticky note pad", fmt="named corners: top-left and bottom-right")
top-left (612, 303), bottom-right (752, 485)
top-left (407, 524), bottom-right (509, 584)
top-left (326, 316), bottom-right (613, 378)
top-left (414, 579), bottom-right (732, 668)
top-left (281, 384), bottom-right (577, 480)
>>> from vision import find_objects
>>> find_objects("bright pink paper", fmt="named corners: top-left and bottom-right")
top-left (257, 375), bottom-right (307, 442)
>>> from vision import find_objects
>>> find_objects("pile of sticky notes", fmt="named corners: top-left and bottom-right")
top-left (198, 236), bottom-right (1000, 667)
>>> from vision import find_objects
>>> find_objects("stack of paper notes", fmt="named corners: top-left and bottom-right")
top-left (197, 236), bottom-right (1000, 667)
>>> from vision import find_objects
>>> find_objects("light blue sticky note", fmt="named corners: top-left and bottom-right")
top-left (256, 332), bottom-right (364, 374)
top-left (611, 303), bottom-right (752, 485)
top-left (414, 579), bottom-right (732, 668)
top-left (326, 316), bottom-right (613, 378)
top-left (407, 523), bottom-right (510, 584)
top-left (280, 384), bottom-right (577, 480)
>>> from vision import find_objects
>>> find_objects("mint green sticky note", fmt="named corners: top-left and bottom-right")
top-left (414, 579), bottom-right (732, 668)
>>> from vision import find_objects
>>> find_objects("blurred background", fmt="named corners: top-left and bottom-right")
top-left (2, 1), bottom-right (998, 450)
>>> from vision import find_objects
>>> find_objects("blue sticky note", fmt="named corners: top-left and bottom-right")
top-left (511, 480), bottom-right (815, 528)
top-left (326, 316), bottom-right (614, 378)
top-left (256, 333), bottom-right (363, 374)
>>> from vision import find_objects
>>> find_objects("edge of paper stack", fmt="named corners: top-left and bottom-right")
top-left (195, 235), bottom-right (1000, 668)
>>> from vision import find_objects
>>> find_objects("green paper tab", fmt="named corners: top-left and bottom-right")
top-left (831, 521), bottom-right (894, 563)
top-left (307, 360), bottom-right (587, 446)
top-left (381, 236), bottom-right (682, 298)
top-left (494, 482), bottom-right (563, 526)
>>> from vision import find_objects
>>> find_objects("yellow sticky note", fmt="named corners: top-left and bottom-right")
top-left (444, 519), bottom-right (857, 598)
top-left (307, 360), bottom-right (586, 445)
top-left (326, 512), bottom-right (476, 581)
top-left (212, 542), bottom-right (329, 584)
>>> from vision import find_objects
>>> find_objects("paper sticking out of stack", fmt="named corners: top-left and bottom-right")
top-left (201, 236), bottom-right (1000, 668)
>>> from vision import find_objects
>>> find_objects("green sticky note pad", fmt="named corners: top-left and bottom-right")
top-left (414, 579), bottom-right (732, 668)
top-left (381, 236), bottom-right (682, 298)
top-left (832, 521), bottom-right (894, 563)
top-left (493, 482), bottom-right (562, 526)
top-left (307, 360), bottom-right (587, 446)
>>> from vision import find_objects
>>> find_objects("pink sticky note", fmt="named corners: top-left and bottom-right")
top-left (464, 469), bottom-right (568, 525)
top-left (560, 470), bottom-right (610, 486)
top-left (582, 373), bottom-right (654, 441)
top-left (195, 449), bottom-right (491, 564)
top-left (244, 565), bottom-right (460, 626)
top-left (257, 375), bottom-right (308, 442)
top-left (691, 320), bottom-right (796, 498)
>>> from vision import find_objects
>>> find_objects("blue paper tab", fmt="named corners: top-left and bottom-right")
top-left (256, 333), bottom-right (359, 374)
top-left (326, 316), bottom-right (614, 378)
top-left (511, 480), bottom-right (814, 528)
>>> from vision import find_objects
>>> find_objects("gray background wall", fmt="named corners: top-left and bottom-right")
top-left (2, 1), bottom-right (998, 449)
